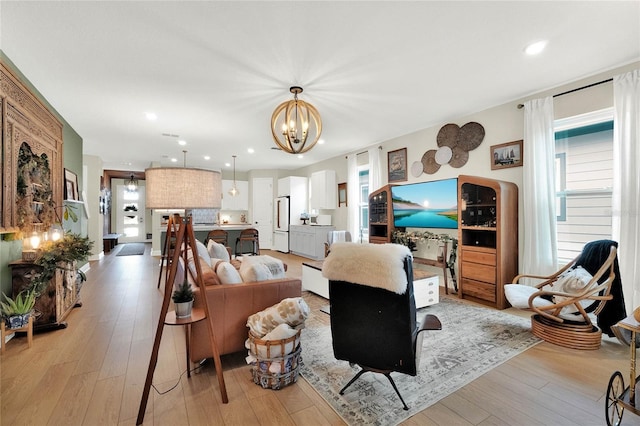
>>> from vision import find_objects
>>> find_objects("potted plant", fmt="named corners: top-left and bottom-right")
top-left (1, 290), bottom-right (36, 329)
top-left (172, 280), bottom-right (194, 318)
top-left (29, 233), bottom-right (93, 296)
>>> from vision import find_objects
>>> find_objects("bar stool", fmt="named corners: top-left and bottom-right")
top-left (205, 229), bottom-right (228, 247)
top-left (235, 228), bottom-right (260, 257)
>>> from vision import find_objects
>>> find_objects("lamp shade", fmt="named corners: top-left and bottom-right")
top-left (145, 167), bottom-right (222, 209)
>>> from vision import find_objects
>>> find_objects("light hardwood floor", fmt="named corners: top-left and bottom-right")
top-left (0, 245), bottom-right (632, 425)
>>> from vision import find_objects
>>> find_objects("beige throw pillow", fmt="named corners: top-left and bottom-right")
top-left (207, 239), bottom-right (230, 262)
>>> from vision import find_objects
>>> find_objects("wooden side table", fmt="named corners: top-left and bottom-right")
top-left (1, 315), bottom-right (33, 354)
top-left (164, 307), bottom-right (206, 378)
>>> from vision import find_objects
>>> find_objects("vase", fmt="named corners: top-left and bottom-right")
top-left (175, 300), bottom-right (193, 318)
top-left (5, 312), bottom-right (31, 329)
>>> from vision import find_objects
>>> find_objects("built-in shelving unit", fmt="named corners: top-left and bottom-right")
top-left (368, 185), bottom-right (393, 244)
top-left (458, 175), bottom-right (518, 309)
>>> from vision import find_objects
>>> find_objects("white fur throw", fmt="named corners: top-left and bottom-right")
top-left (322, 242), bottom-right (412, 294)
top-left (239, 255), bottom-right (286, 282)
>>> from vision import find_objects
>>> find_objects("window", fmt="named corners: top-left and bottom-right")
top-left (554, 109), bottom-right (613, 262)
top-left (358, 168), bottom-right (369, 242)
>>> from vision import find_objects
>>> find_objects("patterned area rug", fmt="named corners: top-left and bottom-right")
top-left (300, 297), bottom-right (541, 426)
top-left (116, 243), bottom-right (146, 256)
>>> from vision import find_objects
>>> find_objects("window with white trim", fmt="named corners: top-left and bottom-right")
top-left (554, 108), bottom-right (614, 263)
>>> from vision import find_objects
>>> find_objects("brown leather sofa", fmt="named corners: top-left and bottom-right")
top-left (189, 277), bottom-right (302, 362)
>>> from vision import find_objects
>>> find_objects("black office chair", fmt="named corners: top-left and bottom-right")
top-left (325, 243), bottom-right (442, 410)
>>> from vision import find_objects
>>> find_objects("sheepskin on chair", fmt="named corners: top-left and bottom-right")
top-left (322, 242), bottom-right (412, 294)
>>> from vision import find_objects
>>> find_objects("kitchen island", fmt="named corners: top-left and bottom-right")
top-left (154, 223), bottom-right (254, 256)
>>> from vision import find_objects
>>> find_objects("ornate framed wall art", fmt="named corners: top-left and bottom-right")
top-left (387, 148), bottom-right (407, 183)
top-left (1, 62), bottom-right (64, 232)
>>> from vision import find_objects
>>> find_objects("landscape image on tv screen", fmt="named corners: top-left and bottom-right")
top-left (392, 178), bottom-right (458, 229)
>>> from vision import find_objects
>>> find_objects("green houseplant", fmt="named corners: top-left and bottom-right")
top-left (29, 233), bottom-right (93, 296)
top-left (172, 280), bottom-right (194, 318)
top-left (1, 290), bottom-right (36, 329)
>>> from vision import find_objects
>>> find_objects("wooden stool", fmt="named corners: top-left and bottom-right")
top-left (1, 315), bottom-right (33, 354)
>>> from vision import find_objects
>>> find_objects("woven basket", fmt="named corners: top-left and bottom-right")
top-left (248, 330), bottom-right (301, 390)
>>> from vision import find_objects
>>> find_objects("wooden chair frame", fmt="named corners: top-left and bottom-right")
top-left (512, 245), bottom-right (617, 327)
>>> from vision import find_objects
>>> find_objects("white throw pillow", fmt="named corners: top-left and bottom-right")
top-left (551, 266), bottom-right (596, 314)
top-left (504, 284), bottom-right (554, 309)
top-left (196, 240), bottom-right (211, 267)
top-left (207, 239), bottom-right (230, 262)
top-left (216, 261), bottom-right (242, 284)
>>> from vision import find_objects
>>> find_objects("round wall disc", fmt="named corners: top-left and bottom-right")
top-left (410, 160), bottom-right (423, 177)
top-left (458, 121), bottom-right (485, 151)
top-left (436, 123), bottom-right (460, 148)
top-left (434, 146), bottom-right (453, 165)
top-left (449, 146), bottom-right (469, 168)
top-left (421, 150), bottom-right (441, 174)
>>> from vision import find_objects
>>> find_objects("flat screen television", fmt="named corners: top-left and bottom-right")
top-left (391, 178), bottom-right (458, 229)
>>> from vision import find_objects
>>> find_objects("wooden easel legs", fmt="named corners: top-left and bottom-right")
top-left (137, 215), bottom-right (227, 425)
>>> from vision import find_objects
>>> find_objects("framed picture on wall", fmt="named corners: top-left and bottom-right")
top-left (387, 148), bottom-right (408, 183)
top-left (64, 168), bottom-right (79, 201)
top-left (338, 182), bottom-right (347, 207)
top-left (490, 140), bottom-right (523, 170)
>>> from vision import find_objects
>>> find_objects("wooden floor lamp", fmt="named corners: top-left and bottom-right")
top-left (137, 166), bottom-right (227, 425)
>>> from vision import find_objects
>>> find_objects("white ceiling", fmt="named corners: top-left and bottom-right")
top-left (1, 1), bottom-right (639, 173)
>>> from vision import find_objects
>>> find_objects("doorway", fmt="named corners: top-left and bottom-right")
top-left (252, 177), bottom-right (274, 250)
top-left (116, 185), bottom-right (146, 243)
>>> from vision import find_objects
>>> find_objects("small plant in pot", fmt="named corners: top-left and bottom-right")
top-left (172, 280), bottom-right (194, 318)
top-left (1, 290), bottom-right (36, 329)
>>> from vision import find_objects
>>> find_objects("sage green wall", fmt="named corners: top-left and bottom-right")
top-left (0, 51), bottom-right (84, 297)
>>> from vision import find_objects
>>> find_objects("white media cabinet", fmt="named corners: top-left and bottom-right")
top-left (301, 261), bottom-right (439, 308)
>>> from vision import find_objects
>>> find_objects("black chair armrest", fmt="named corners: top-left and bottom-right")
top-left (418, 314), bottom-right (442, 333)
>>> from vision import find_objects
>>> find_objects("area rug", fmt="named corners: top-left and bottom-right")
top-left (116, 243), bottom-right (146, 256)
top-left (299, 297), bottom-right (541, 426)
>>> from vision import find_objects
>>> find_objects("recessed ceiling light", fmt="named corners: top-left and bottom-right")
top-left (225, 162), bottom-right (231, 167)
top-left (318, 139), bottom-right (325, 145)
top-left (146, 112), bottom-right (158, 121)
top-left (247, 148), bottom-right (255, 154)
top-left (297, 154), bottom-right (304, 159)
top-left (524, 40), bottom-right (547, 55)
top-left (170, 158), bottom-right (177, 163)
top-left (204, 155), bottom-right (211, 160)
top-left (178, 140), bottom-right (187, 146)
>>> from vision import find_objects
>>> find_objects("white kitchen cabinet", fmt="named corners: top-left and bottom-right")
top-left (221, 180), bottom-right (249, 210)
top-left (278, 176), bottom-right (308, 198)
top-left (310, 170), bottom-right (336, 210)
top-left (290, 225), bottom-right (335, 260)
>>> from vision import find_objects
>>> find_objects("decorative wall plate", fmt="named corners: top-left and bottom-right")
top-left (421, 150), bottom-right (441, 174)
top-left (434, 146), bottom-right (453, 165)
top-left (458, 121), bottom-right (485, 151)
top-left (449, 146), bottom-right (469, 168)
top-left (410, 161), bottom-right (423, 178)
top-left (436, 123), bottom-right (460, 148)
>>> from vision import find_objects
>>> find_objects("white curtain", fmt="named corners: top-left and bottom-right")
top-left (522, 97), bottom-right (557, 280)
top-left (346, 153), bottom-right (360, 242)
top-left (612, 69), bottom-right (640, 309)
top-left (368, 146), bottom-right (382, 194)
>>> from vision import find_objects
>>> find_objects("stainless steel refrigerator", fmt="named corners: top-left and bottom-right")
top-left (274, 196), bottom-right (290, 252)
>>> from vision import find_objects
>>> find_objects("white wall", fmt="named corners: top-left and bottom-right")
top-left (290, 61), bottom-right (639, 264)
top-left (83, 154), bottom-right (104, 261)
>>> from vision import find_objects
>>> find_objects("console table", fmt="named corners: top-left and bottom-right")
top-left (302, 261), bottom-right (439, 308)
top-left (9, 260), bottom-right (80, 331)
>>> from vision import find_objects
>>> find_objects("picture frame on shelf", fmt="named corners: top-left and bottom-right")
top-left (338, 182), bottom-right (347, 207)
top-left (490, 140), bottom-right (523, 170)
top-left (64, 168), bottom-right (79, 201)
top-left (387, 148), bottom-right (407, 183)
